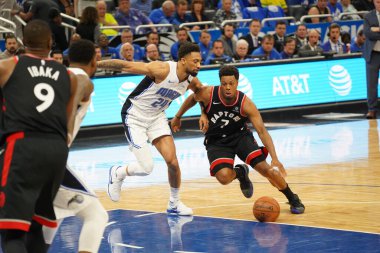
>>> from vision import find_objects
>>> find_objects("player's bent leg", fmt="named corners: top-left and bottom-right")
top-left (76, 199), bottom-right (108, 253)
top-left (108, 144), bottom-right (154, 202)
top-left (215, 167), bottom-right (236, 185)
top-left (254, 161), bottom-right (305, 214)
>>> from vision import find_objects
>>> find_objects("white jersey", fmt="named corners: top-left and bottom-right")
top-left (68, 67), bottom-right (91, 146)
top-left (121, 61), bottom-right (193, 117)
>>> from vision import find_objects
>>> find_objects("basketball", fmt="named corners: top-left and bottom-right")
top-left (253, 196), bottom-right (280, 222)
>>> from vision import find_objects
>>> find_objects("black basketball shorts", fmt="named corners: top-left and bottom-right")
top-left (206, 131), bottom-right (268, 176)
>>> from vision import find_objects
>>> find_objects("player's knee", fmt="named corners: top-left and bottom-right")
top-left (166, 158), bottom-right (180, 171)
top-left (141, 159), bottom-right (154, 175)
top-left (215, 168), bottom-right (234, 185)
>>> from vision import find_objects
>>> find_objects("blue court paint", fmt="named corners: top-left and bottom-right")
top-left (47, 209), bottom-right (380, 253)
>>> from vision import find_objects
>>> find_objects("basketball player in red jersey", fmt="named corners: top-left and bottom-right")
top-left (172, 65), bottom-right (305, 214)
top-left (0, 20), bottom-right (80, 252)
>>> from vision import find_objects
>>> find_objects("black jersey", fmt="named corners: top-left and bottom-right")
top-left (2, 55), bottom-right (71, 139)
top-left (204, 86), bottom-right (250, 145)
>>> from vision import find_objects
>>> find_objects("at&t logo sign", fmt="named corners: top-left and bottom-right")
top-left (328, 65), bottom-right (352, 96)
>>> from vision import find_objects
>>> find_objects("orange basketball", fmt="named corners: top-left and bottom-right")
top-left (253, 196), bottom-right (280, 222)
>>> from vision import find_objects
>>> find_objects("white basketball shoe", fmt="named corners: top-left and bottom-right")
top-left (167, 201), bottom-right (193, 216)
top-left (107, 166), bottom-right (124, 202)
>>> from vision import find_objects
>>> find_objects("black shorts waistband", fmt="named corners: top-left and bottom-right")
top-left (5, 131), bottom-right (65, 143)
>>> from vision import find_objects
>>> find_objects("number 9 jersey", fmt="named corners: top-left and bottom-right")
top-left (2, 55), bottom-right (71, 140)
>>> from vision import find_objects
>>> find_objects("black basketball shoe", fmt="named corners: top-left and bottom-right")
top-left (289, 194), bottom-right (305, 214)
top-left (234, 164), bottom-right (253, 198)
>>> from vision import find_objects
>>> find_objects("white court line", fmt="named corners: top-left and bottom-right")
top-left (114, 243), bottom-right (144, 249)
top-left (134, 212), bottom-right (161, 217)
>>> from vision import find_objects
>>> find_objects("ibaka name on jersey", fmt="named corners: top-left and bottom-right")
top-left (27, 65), bottom-right (60, 81)
top-left (210, 110), bottom-right (241, 124)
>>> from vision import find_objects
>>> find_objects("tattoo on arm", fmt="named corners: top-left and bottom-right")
top-left (97, 60), bottom-right (125, 71)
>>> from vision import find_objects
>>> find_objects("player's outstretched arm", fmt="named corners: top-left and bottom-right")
top-left (97, 60), bottom-right (168, 79)
top-left (0, 57), bottom-right (17, 88)
top-left (243, 97), bottom-right (287, 177)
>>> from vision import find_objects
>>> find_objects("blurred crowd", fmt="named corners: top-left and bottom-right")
top-left (0, 0), bottom-right (373, 67)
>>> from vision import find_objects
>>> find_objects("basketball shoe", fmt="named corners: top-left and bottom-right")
top-left (289, 194), bottom-right (305, 214)
top-left (234, 164), bottom-right (253, 198)
top-left (107, 166), bottom-right (124, 202)
top-left (167, 201), bottom-right (193, 216)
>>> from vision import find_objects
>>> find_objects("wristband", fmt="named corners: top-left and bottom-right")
top-left (174, 115), bottom-right (181, 119)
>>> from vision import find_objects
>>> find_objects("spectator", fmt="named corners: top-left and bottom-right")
top-left (95, 44), bottom-right (102, 60)
top-left (145, 31), bottom-right (165, 60)
top-left (170, 28), bottom-right (189, 61)
top-left (76, 6), bottom-right (101, 43)
top-left (217, 0), bottom-right (244, 19)
top-left (299, 29), bottom-right (323, 55)
top-left (204, 39), bottom-right (232, 65)
top-left (50, 49), bottom-right (63, 63)
top-left (240, 19), bottom-right (262, 55)
top-left (149, 0), bottom-right (176, 31)
top-left (260, 0), bottom-right (287, 12)
top-left (98, 33), bottom-right (118, 58)
top-left (131, 0), bottom-right (152, 16)
top-left (13, 0), bottom-right (59, 23)
top-left (74, 0), bottom-right (96, 17)
top-left (115, 0), bottom-right (155, 34)
top-left (341, 0), bottom-right (361, 20)
top-left (198, 29), bottom-right (212, 63)
top-left (273, 21), bottom-right (287, 52)
top-left (280, 37), bottom-right (297, 59)
top-left (350, 29), bottom-right (365, 53)
top-left (294, 24), bottom-right (308, 53)
top-left (328, 0), bottom-right (343, 20)
top-left (322, 23), bottom-right (347, 54)
top-left (352, 0), bottom-right (374, 11)
top-left (307, 0), bottom-right (333, 23)
top-left (96, 0), bottom-right (119, 36)
top-left (0, 34), bottom-right (19, 59)
top-left (52, 0), bottom-right (73, 16)
top-left (219, 23), bottom-right (237, 57)
top-left (173, 0), bottom-right (192, 27)
top-left (119, 42), bottom-right (135, 61)
top-left (189, 0), bottom-right (209, 30)
top-left (48, 8), bottom-right (69, 51)
top-left (213, 0), bottom-right (237, 28)
top-left (251, 34), bottom-right (282, 60)
top-left (143, 43), bottom-right (161, 62)
top-left (115, 28), bottom-right (144, 60)
top-left (233, 39), bottom-right (253, 62)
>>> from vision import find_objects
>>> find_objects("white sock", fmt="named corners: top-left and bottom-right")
top-left (170, 187), bottom-right (180, 204)
top-left (116, 165), bottom-right (128, 180)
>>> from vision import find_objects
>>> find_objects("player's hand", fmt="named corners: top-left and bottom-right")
top-left (271, 160), bottom-right (287, 177)
top-left (171, 116), bottom-right (181, 133)
top-left (199, 113), bottom-right (208, 133)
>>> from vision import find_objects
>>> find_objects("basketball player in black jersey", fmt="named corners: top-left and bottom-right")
top-left (0, 20), bottom-right (80, 252)
top-left (172, 65), bottom-right (305, 214)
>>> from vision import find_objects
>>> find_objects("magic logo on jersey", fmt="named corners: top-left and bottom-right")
top-left (151, 87), bottom-right (182, 109)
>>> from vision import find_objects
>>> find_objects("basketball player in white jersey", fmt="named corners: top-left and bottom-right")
top-left (43, 39), bottom-right (108, 253)
top-left (97, 42), bottom-right (205, 215)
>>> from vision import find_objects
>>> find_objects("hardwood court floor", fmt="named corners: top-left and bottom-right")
top-left (94, 118), bottom-right (380, 234)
